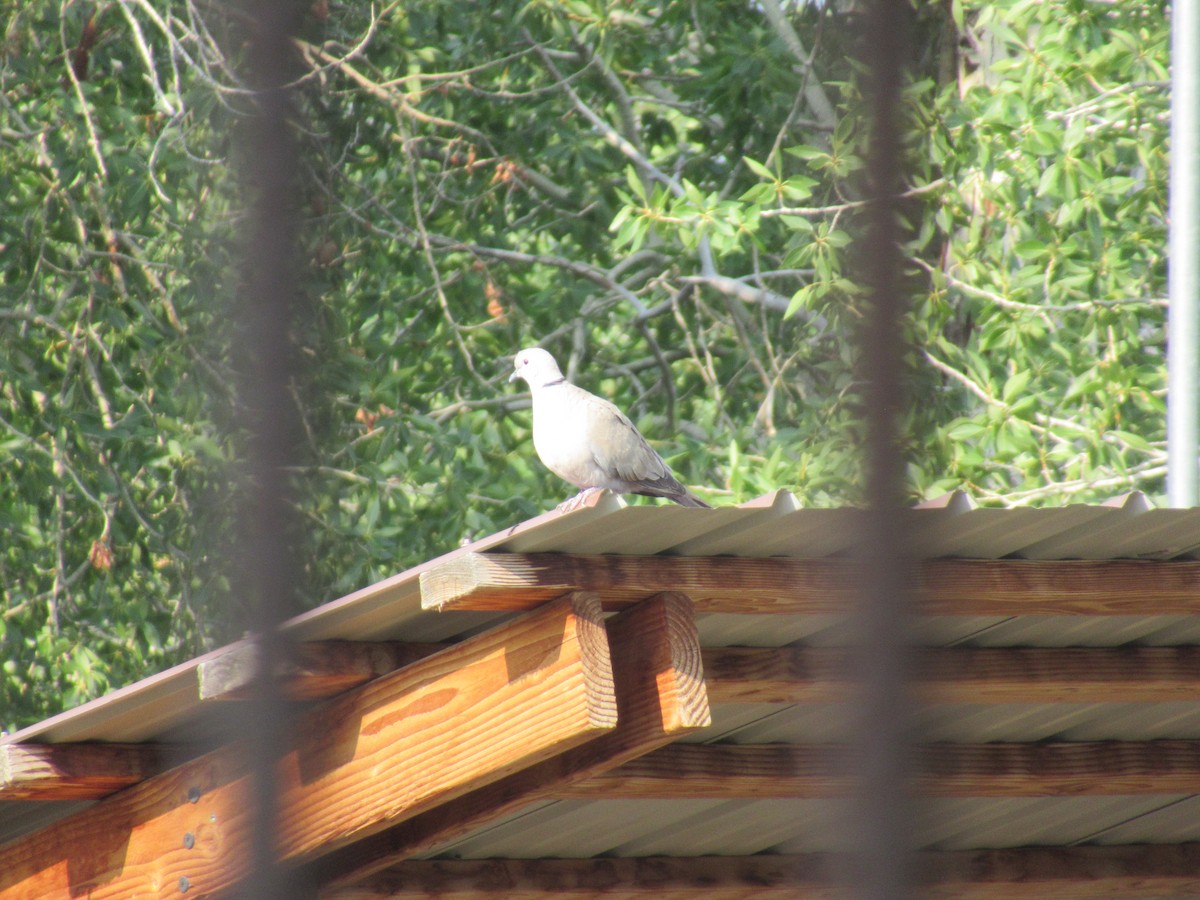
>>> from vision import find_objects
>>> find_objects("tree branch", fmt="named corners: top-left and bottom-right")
top-left (759, 0), bottom-right (836, 130)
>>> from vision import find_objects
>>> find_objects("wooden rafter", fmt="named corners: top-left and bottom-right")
top-left (420, 552), bottom-right (1200, 615)
top-left (703, 645), bottom-right (1200, 705)
top-left (192, 641), bottom-right (1200, 709)
top-left (321, 845), bottom-right (1200, 898)
top-left (0, 593), bottom-right (616, 899)
top-left (559, 741), bottom-right (1200, 798)
top-left (312, 591), bottom-right (711, 891)
top-left (6, 543), bottom-right (1200, 896)
top-left (323, 855), bottom-right (835, 899)
top-left (8, 643), bottom-right (1198, 804)
top-left (918, 842), bottom-right (1200, 897)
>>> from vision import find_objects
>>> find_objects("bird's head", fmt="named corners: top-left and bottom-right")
top-left (510, 347), bottom-right (565, 388)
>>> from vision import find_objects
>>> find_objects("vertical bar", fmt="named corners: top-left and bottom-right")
top-left (851, 1), bottom-right (915, 898)
top-left (234, 1), bottom-right (306, 895)
top-left (1169, 0), bottom-right (1200, 507)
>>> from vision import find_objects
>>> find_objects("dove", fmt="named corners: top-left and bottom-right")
top-left (509, 347), bottom-right (712, 509)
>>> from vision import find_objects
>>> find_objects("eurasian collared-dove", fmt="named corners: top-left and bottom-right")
top-left (509, 347), bottom-right (712, 509)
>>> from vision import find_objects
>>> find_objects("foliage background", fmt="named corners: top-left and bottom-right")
top-left (0, 0), bottom-right (1169, 729)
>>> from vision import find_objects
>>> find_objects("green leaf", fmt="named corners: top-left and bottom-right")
top-left (624, 166), bottom-right (648, 202)
top-left (742, 156), bottom-right (777, 181)
top-left (1107, 429), bottom-right (1151, 451)
top-left (1001, 370), bottom-right (1032, 404)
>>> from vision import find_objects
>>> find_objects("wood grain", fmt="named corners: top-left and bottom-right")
top-left (558, 740), bottom-right (1200, 798)
top-left (11, 643), bottom-right (1196, 805)
top-left (0, 593), bottom-right (614, 899)
top-left (0, 742), bottom-right (165, 801)
top-left (323, 855), bottom-right (836, 899)
top-left (313, 591), bottom-right (711, 891)
top-left (920, 843), bottom-right (1200, 898)
top-left (320, 845), bottom-right (1200, 898)
top-left (198, 639), bottom-right (444, 701)
top-left (419, 552), bottom-right (1200, 616)
top-left (419, 552), bottom-right (848, 614)
top-left (702, 645), bottom-right (1200, 705)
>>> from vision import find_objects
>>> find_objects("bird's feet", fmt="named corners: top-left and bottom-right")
top-left (556, 487), bottom-right (604, 513)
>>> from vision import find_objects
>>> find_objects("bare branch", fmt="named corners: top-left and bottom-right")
top-left (569, 25), bottom-right (643, 155)
top-left (678, 273), bottom-right (791, 314)
top-left (759, 0), bottom-right (836, 130)
top-left (913, 257), bottom-right (1168, 313)
top-left (525, 30), bottom-right (682, 197)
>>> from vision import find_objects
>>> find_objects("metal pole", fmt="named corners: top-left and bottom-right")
top-left (851, 1), bottom-right (916, 897)
top-left (1169, 0), bottom-right (1200, 507)
top-left (235, 1), bottom-right (307, 895)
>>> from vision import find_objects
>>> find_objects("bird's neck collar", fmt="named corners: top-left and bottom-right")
top-left (541, 377), bottom-right (566, 387)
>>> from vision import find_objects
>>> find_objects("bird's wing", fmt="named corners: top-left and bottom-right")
top-left (577, 390), bottom-right (696, 498)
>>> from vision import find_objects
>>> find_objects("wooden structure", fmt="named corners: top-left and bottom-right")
top-left (3, 490), bottom-right (1200, 897)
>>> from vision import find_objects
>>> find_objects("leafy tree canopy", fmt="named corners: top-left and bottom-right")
top-left (0, 0), bottom-right (1169, 728)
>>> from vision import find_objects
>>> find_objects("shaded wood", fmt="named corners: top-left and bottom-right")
top-left (314, 592), bottom-right (711, 891)
top-left (558, 740), bottom-right (1200, 799)
top-left (0, 594), bottom-right (614, 899)
top-left (12, 644), bottom-right (1197, 805)
top-left (702, 645), bottom-right (1200, 705)
top-left (702, 645), bottom-right (845, 704)
top-left (919, 843), bottom-right (1200, 898)
top-left (920, 739), bottom-right (1200, 797)
top-left (420, 552), bottom-right (1200, 616)
top-left (558, 744), bottom-right (847, 799)
top-left (320, 845), bottom-right (1200, 898)
top-left (324, 855), bottom-right (836, 899)
top-left (419, 552), bottom-right (844, 614)
top-left (198, 639), bottom-right (444, 701)
top-left (0, 742), bottom-right (164, 801)
top-left (917, 645), bottom-right (1200, 704)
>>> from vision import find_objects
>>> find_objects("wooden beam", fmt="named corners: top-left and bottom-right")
top-left (419, 552), bottom-right (1200, 616)
top-left (320, 845), bottom-right (1200, 898)
top-left (558, 744), bottom-right (845, 799)
top-left (0, 593), bottom-right (615, 899)
top-left (917, 645), bottom-right (1200, 704)
top-left (701, 645), bottom-right (844, 704)
top-left (314, 592), bottom-right (711, 891)
top-left (557, 741), bottom-right (1200, 799)
top-left (920, 739), bottom-right (1200, 797)
top-left (702, 645), bottom-right (1200, 705)
top-left (419, 552), bottom-right (842, 613)
top-left (198, 639), bottom-right (444, 701)
top-left (920, 843), bottom-right (1200, 898)
top-left (323, 854), bottom-right (836, 898)
top-left (14, 643), bottom-right (1196, 804)
top-left (0, 742), bottom-right (165, 801)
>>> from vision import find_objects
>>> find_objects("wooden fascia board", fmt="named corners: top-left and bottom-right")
top-left (0, 593), bottom-right (615, 899)
top-left (559, 741), bottom-right (1200, 799)
top-left (420, 552), bottom-right (1200, 615)
top-left (313, 591), bottom-right (711, 891)
top-left (320, 845), bottom-right (1200, 898)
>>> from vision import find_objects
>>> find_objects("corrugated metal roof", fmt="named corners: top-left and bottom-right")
top-left (5, 490), bottom-right (1200, 860)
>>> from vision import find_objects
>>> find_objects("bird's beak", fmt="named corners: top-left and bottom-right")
top-left (508, 369), bottom-right (520, 384)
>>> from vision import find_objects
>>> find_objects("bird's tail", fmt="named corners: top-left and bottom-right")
top-left (674, 491), bottom-right (712, 509)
